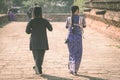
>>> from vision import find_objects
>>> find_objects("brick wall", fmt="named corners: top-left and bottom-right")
top-left (84, 0), bottom-right (120, 41)
top-left (84, 9), bottom-right (120, 27)
top-left (15, 13), bottom-right (71, 22)
top-left (84, 0), bottom-right (120, 27)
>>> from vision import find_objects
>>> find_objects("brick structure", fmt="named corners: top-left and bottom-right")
top-left (84, 0), bottom-right (120, 41)
top-left (84, 0), bottom-right (120, 23)
top-left (85, 0), bottom-right (120, 10)
top-left (15, 13), bottom-right (71, 22)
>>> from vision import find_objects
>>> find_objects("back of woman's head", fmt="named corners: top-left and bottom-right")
top-left (71, 6), bottom-right (79, 27)
top-left (33, 7), bottom-right (42, 18)
top-left (71, 6), bottom-right (79, 14)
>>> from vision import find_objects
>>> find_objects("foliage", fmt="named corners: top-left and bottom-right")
top-left (74, 0), bottom-right (85, 14)
top-left (22, 0), bottom-right (74, 13)
top-left (0, 0), bottom-right (7, 13)
top-left (0, 0), bottom-right (74, 13)
top-left (12, 0), bottom-right (25, 6)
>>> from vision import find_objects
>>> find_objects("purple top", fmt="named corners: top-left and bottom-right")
top-left (66, 15), bottom-right (86, 35)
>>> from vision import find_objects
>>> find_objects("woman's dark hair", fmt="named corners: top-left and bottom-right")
top-left (33, 7), bottom-right (42, 18)
top-left (71, 6), bottom-right (79, 27)
top-left (71, 6), bottom-right (79, 14)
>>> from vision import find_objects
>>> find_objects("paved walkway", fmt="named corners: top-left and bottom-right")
top-left (0, 14), bottom-right (6, 17)
top-left (0, 21), bottom-right (120, 80)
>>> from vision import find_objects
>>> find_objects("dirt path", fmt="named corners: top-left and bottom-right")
top-left (0, 21), bottom-right (120, 80)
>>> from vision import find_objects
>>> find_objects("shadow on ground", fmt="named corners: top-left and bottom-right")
top-left (77, 74), bottom-right (105, 80)
top-left (41, 74), bottom-right (105, 80)
top-left (41, 74), bottom-right (72, 80)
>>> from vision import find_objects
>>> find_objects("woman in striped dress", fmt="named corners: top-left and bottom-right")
top-left (65, 6), bottom-right (86, 76)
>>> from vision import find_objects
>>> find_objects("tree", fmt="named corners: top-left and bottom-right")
top-left (0, 0), bottom-right (7, 13)
top-left (22, 0), bottom-right (74, 13)
top-left (12, 0), bottom-right (24, 6)
top-left (45, 0), bottom-right (74, 13)
top-left (74, 0), bottom-right (85, 13)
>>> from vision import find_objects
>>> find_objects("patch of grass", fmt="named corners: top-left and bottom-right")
top-left (105, 45), bottom-right (120, 49)
top-left (0, 22), bottom-right (9, 28)
top-left (116, 45), bottom-right (120, 48)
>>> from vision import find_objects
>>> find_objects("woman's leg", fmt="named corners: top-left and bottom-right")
top-left (32, 50), bottom-right (45, 74)
top-left (75, 36), bottom-right (83, 73)
top-left (67, 36), bottom-right (83, 75)
top-left (67, 41), bottom-right (76, 73)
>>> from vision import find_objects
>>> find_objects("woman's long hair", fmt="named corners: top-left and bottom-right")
top-left (71, 6), bottom-right (79, 27)
top-left (33, 7), bottom-right (42, 18)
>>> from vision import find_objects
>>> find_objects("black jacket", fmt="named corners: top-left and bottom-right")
top-left (26, 18), bottom-right (53, 50)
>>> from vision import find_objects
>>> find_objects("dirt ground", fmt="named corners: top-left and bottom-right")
top-left (0, 21), bottom-right (120, 80)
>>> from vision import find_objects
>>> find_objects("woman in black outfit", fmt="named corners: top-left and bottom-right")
top-left (25, 7), bottom-right (53, 75)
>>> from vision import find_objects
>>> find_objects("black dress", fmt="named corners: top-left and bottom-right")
top-left (26, 18), bottom-right (53, 50)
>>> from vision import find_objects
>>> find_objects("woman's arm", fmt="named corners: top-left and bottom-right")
top-left (45, 20), bottom-right (53, 31)
top-left (82, 17), bottom-right (86, 28)
top-left (25, 20), bottom-right (32, 34)
top-left (65, 17), bottom-right (71, 29)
